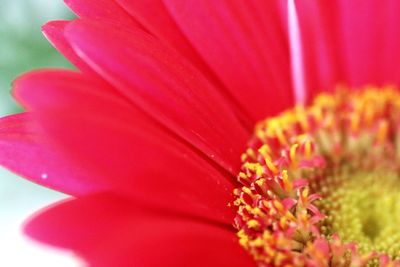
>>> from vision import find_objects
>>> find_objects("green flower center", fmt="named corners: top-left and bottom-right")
top-left (316, 170), bottom-right (400, 259)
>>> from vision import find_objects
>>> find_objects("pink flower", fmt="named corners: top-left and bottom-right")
top-left (1, 1), bottom-right (400, 266)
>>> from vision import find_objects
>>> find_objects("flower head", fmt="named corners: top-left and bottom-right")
top-left (1, 1), bottom-right (400, 266)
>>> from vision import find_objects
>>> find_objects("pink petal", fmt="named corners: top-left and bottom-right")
top-left (114, 0), bottom-right (212, 71)
top-left (114, 0), bottom-right (253, 129)
top-left (25, 194), bottom-right (255, 267)
top-left (13, 69), bottom-right (236, 224)
top-left (42, 20), bottom-right (99, 77)
top-left (379, 0), bottom-right (400, 85)
top-left (296, 0), bottom-right (400, 99)
top-left (164, 0), bottom-right (295, 121)
top-left (0, 113), bottom-right (93, 194)
top-left (337, 0), bottom-right (386, 87)
top-left (42, 18), bottom-right (251, 130)
top-left (295, 1), bottom-right (344, 100)
top-left (64, 0), bottom-right (143, 30)
top-left (64, 19), bottom-right (249, 175)
top-left (13, 69), bottom-right (124, 110)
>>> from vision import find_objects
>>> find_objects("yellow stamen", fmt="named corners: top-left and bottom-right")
top-left (377, 120), bottom-right (389, 145)
top-left (282, 170), bottom-right (293, 192)
top-left (290, 143), bottom-right (299, 168)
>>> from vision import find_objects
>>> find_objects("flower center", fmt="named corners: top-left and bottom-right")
top-left (233, 87), bottom-right (400, 266)
top-left (316, 170), bottom-right (400, 258)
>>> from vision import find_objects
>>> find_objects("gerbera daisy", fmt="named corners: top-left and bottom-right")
top-left (1, 0), bottom-right (400, 266)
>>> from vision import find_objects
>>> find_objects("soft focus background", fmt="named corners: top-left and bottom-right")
top-left (0, 1), bottom-right (82, 266)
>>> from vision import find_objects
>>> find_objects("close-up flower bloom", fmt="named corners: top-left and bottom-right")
top-left (1, 0), bottom-right (400, 266)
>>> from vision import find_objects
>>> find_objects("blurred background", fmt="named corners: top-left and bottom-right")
top-left (0, 1), bottom-right (82, 266)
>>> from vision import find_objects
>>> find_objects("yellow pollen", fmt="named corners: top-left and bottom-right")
top-left (263, 154), bottom-right (279, 174)
top-left (258, 144), bottom-right (271, 158)
top-left (255, 178), bottom-right (265, 187)
top-left (289, 144), bottom-right (299, 168)
top-left (238, 172), bottom-right (247, 179)
top-left (304, 140), bottom-right (312, 159)
top-left (246, 148), bottom-right (257, 160)
top-left (350, 113), bottom-right (360, 133)
top-left (273, 199), bottom-right (284, 213)
top-left (268, 120), bottom-right (288, 145)
top-left (377, 120), bottom-right (389, 144)
top-left (247, 219), bottom-right (260, 229)
top-left (244, 162), bottom-right (264, 177)
top-left (242, 187), bottom-right (252, 195)
top-left (281, 170), bottom-right (292, 192)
